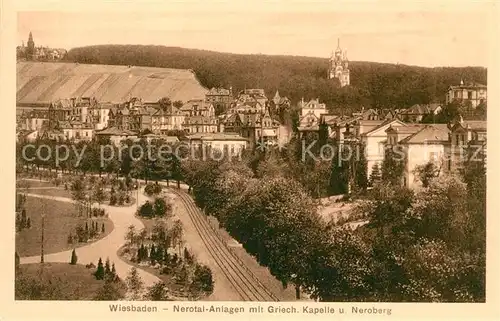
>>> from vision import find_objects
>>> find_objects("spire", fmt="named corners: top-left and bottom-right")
top-left (460, 79), bottom-right (464, 85)
top-left (335, 38), bottom-right (342, 54)
top-left (28, 32), bottom-right (33, 42)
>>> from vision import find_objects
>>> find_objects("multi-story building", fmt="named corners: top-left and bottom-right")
top-left (359, 119), bottom-right (407, 178)
top-left (447, 118), bottom-right (487, 173)
top-left (205, 87), bottom-right (233, 114)
top-left (20, 110), bottom-right (49, 131)
top-left (221, 107), bottom-right (281, 149)
top-left (235, 89), bottom-right (268, 110)
top-left (180, 99), bottom-right (218, 134)
top-left (151, 105), bottom-right (185, 134)
top-left (95, 127), bottom-right (138, 146)
top-left (445, 80), bottom-right (487, 108)
top-left (186, 132), bottom-right (248, 157)
top-left (108, 98), bottom-right (156, 133)
top-left (328, 39), bottom-right (350, 87)
top-left (396, 124), bottom-right (450, 188)
top-left (270, 90), bottom-right (291, 118)
top-left (89, 102), bottom-right (114, 130)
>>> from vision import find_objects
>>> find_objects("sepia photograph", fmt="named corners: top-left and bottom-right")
top-left (5, 0), bottom-right (497, 316)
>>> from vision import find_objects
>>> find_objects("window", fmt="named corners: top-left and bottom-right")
top-left (468, 91), bottom-right (473, 100)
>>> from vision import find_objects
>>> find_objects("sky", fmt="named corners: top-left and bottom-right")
top-left (16, 0), bottom-right (495, 67)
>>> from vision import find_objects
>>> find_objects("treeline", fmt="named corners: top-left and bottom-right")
top-left (181, 148), bottom-right (486, 302)
top-left (64, 44), bottom-right (487, 110)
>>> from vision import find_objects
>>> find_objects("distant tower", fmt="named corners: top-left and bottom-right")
top-left (328, 38), bottom-right (350, 87)
top-left (26, 32), bottom-right (35, 60)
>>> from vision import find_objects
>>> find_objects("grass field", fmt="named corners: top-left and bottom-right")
top-left (15, 263), bottom-right (127, 300)
top-left (28, 187), bottom-right (73, 198)
top-left (15, 197), bottom-right (114, 257)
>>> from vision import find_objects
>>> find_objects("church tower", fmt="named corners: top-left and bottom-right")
top-left (328, 39), bottom-right (350, 87)
top-left (26, 32), bottom-right (35, 60)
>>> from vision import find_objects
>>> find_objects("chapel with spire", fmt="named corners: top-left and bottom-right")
top-left (328, 39), bottom-right (350, 87)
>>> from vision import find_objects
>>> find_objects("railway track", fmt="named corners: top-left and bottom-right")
top-left (170, 188), bottom-right (279, 302)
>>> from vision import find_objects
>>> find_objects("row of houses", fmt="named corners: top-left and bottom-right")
top-left (16, 87), bottom-right (292, 155)
top-left (296, 96), bottom-right (486, 189)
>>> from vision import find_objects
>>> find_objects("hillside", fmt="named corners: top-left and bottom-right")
top-left (64, 45), bottom-right (487, 111)
top-left (16, 61), bottom-right (208, 106)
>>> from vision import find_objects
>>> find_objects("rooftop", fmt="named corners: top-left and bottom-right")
top-left (399, 125), bottom-right (450, 144)
top-left (187, 132), bottom-right (248, 141)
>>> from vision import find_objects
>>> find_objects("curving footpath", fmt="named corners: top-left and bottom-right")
top-left (19, 191), bottom-right (162, 290)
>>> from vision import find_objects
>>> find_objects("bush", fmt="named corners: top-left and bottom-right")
top-left (109, 195), bottom-right (117, 206)
top-left (144, 183), bottom-right (162, 196)
top-left (190, 264), bottom-right (214, 295)
top-left (138, 201), bottom-right (154, 218)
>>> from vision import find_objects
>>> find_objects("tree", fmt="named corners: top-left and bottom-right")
top-left (369, 163), bottom-right (382, 186)
top-left (125, 225), bottom-right (137, 246)
top-left (21, 208), bottom-right (27, 228)
top-left (70, 249), bottom-right (78, 265)
top-left (150, 244), bottom-right (157, 265)
top-left (105, 257), bottom-right (111, 275)
top-left (15, 252), bottom-right (20, 271)
top-left (94, 278), bottom-right (124, 301)
top-left (126, 267), bottom-right (144, 300)
top-left (382, 146), bottom-right (405, 186)
top-left (93, 183), bottom-right (106, 208)
top-left (111, 263), bottom-right (117, 279)
top-left (26, 217), bottom-right (31, 229)
top-left (138, 201), bottom-right (154, 218)
top-left (158, 97), bottom-right (172, 111)
top-left (414, 161), bottom-right (440, 188)
top-left (169, 220), bottom-right (184, 257)
top-left (153, 198), bottom-right (171, 217)
top-left (145, 282), bottom-right (171, 301)
top-left (190, 264), bottom-right (214, 295)
top-left (95, 257), bottom-right (105, 280)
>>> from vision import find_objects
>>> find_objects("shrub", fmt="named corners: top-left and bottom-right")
top-left (109, 195), bottom-right (117, 206)
top-left (138, 201), bottom-right (154, 218)
top-left (144, 183), bottom-right (162, 196)
top-left (118, 195), bottom-right (124, 205)
top-left (191, 264), bottom-right (214, 295)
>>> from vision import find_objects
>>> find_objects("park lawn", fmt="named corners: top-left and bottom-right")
top-left (15, 263), bottom-right (127, 300)
top-left (16, 178), bottom-right (55, 188)
top-left (15, 197), bottom-right (114, 257)
top-left (28, 187), bottom-right (73, 198)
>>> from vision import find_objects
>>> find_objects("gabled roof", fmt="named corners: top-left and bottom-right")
top-left (180, 99), bottom-right (213, 111)
top-left (299, 98), bottom-right (326, 110)
top-left (386, 123), bottom-right (427, 135)
top-left (362, 119), bottom-right (406, 136)
top-left (451, 120), bottom-right (487, 132)
top-left (401, 103), bottom-right (442, 115)
top-left (321, 114), bottom-right (341, 125)
top-left (399, 125), bottom-right (450, 144)
top-left (449, 83), bottom-right (487, 90)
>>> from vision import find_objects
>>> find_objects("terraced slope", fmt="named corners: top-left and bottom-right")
top-left (16, 61), bottom-right (208, 104)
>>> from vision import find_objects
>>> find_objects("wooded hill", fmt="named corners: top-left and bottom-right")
top-left (65, 45), bottom-right (487, 111)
